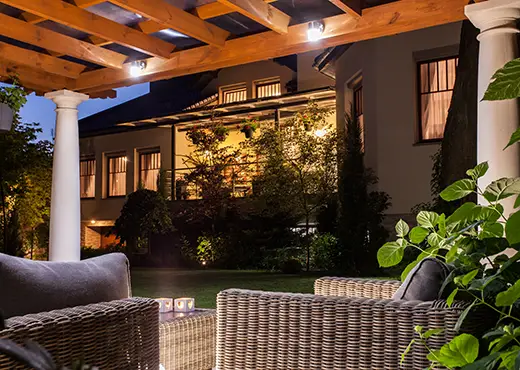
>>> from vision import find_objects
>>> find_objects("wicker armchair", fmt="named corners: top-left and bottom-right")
top-left (216, 277), bottom-right (485, 370)
top-left (0, 297), bottom-right (159, 369)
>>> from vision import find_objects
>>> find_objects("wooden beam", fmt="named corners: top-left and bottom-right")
top-left (1, 62), bottom-right (74, 91)
top-left (74, 0), bottom-right (468, 93)
top-left (20, 0), bottom-right (106, 24)
top-left (215, 0), bottom-right (290, 34)
top-left (2, 0), bottom-right (176, 59)
top-left (108, 0), bottom-right (230, 47)
top-left (0, 13), bottom-right (127, 69)
top-left (89, 90), bottom-right (118, 99)
top-left (87, 0), bottom-right (278, 45)
top-left (0, 42), bottom-right (86, 78)
top-left (193, 0), bottom-right (277, 20)
top-left (328, 0), bottom-right (362, 18)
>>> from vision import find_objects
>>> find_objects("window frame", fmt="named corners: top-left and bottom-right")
top-left (416, 55), bottom-right (458, 144)
top-left (253, 78), bottom-right (281, 99)
top-left (106, 153), bottom-right (127, 198)
top-left (138, 148), bottom-right (161, 191)
top-left (80, 158), bottom-right (96, 199)
top-left (219, 83), bottom-right (247, 104)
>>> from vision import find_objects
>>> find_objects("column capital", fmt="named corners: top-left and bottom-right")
top-left (465, 0), bottom-right (520, 32)
top-left (45, 89), bottom-right (89, 109)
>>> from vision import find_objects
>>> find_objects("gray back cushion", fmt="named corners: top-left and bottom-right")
top-left (0, 253), bottom-right (131, 319)
top-left (392, 258), bottom-right (450, 301)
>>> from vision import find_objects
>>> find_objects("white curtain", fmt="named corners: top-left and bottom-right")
top-left (140, 152), bottom-right (161, 191)
top-left (80, 160), bottom-right (95, 198)
top-left (109, 156), bottom-right (127, 196)
top-left (420, 58), bottom-right (457, 140)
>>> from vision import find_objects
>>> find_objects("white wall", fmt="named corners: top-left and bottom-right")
top-left (335, 22), bottom-right (462, 215)
top-left (298, 50), bottom-right (335, 91)
top-left (79, 127), bottom-right (172, 222)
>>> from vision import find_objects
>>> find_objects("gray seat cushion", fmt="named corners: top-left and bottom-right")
top-left (0, 253), bottom-right (131, 319)
top-left (392, 258), bottom-right (450, 301)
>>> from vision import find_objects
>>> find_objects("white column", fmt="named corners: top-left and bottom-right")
top-left (465, 0), bottom-right (520, 214)
top-left (45, 90), bottom-right (89, 261)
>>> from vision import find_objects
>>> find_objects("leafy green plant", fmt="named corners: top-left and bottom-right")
top-left (0, 78), bottom-right (28, 119)
top-left (378, 160), bottom-right (520, 369)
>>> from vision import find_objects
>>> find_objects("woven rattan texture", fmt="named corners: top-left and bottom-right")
top-left (217, 278), bottom-right (476, 370)
top-left (159, 309), bottom-right (216, 370)
top-left (0, 297), bottom-right (159, 369)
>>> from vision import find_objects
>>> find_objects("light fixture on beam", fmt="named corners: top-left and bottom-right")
top-left (307, 21), bottom-right (324, 42)
top-left (130, 60), bottom-right (147, 77)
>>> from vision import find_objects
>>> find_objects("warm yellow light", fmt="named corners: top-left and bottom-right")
top-left (177, 301), bottom-right (185, 309)
top-left (90, 220), bottom-right (96, 224)
top-left (314, 129), bottom-right (327, 138)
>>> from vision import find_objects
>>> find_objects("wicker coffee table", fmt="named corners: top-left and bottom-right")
top-left (159, 309), bottom-right (216, 370)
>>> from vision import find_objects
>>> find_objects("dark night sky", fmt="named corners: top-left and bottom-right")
top-left (17, 83), bottom-right (150, 142)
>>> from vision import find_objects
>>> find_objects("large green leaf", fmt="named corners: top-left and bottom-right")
top-left (462, 269), bottom-right (480, 286)
top-left (483, 58), bottom-right (520, 101)
top-left (483, 178), bottom-right (520, 202)
top-left (409, 226), bottom-right (429, 244)
top-left (441, 179), bottom-right (476, 201)
top-left (434, 334), bottom-right (479, 368)
top-left (460, 353), bottom-right (500, 370)
top-left (479, 222), bottom-right (504, 239)
top-left (506, 210), bottom-right (520, 245)
top-left (499, 346), bottom-right (520, 370)
top-left (417, 211), bottom-right (439, 229)
top-left (377, 242), bottom-right (405, 267)
top-left (496, 279), bottom-right (520, 307)
top-left (505, 127), bottom-right (520, 150)
top-left (447, 288), bottom-right (458, 307)
top-left (395, 219), bottom-right (409, 238)
top-left (466, 162), bottom-right (489, 180)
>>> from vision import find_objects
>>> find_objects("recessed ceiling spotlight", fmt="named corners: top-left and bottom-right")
top-left (130, 60), bottom-right (147, 77)
top-left (308, 20), bottom-right (324, 42)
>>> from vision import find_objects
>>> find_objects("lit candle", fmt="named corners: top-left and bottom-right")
top-left (155, 298), bottom-right (173, 313)
top-left (174, 298), bottom-right (195, 313)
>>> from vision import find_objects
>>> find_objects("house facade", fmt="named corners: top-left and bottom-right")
top-left (79, 21), bottom-right (463, 248)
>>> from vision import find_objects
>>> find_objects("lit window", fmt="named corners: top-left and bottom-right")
top-left (80, 159), bottom-right (95, 198)
top-left (108, 155), bottom-right (127, 197)
top-left (139, 151), bottom-right (161, 191)
top-left (256, 80), bottom-right (281, 98)
top-left (221, 84), bottom-right (247, 104)
top-left (418, 56), bottom-right (458, 141)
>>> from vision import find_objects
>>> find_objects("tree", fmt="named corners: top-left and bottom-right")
top-left (338, 108), bottom-right (390, 275)
top-left (251, 102), bottom-right (338, 270)
top-left (0, 81), bottom-right (53, 257)
top-left (113, 189), bottom-right (173, 253)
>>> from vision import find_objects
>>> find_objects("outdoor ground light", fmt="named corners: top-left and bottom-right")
top-left (155, 298), bottom-right (174, 313)
top-left (308, 21), bottom-right (324, 42)
top-left (314, 128), bottom-right (327, 137)
top-left (174, 297), bottom-right (195, 313)
top-left (130, 60), bottom-right (147, 77)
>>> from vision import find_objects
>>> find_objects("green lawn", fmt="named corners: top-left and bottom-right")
top-left (131, 269), bottom-right (322, 308)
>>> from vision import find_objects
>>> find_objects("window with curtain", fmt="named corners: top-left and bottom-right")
top-left (108, 155), bottom-right (127, 197)
top-left (80, 159), bottom-right (95, 198)
top-left (221, 85), bottom-right (247, 104)
top-left (139, 151), bottom-right (161, 191)
top-left (418, 56), bottom-right (458, 141)
top-left (353, 82), bottom-right (365, 151)
top-left (256, 80), bottom-right (281, 98)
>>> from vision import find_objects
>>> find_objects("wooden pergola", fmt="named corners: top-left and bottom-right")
top-left (0, 0), bottom-right (471, 97)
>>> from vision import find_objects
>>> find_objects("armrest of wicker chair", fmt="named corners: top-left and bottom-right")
top-left (0, 297), bottom-right (159, 369)
top-left (216, 289), bottom-right (472, 370)
top-left (315, 276), bottom-right (402, 299)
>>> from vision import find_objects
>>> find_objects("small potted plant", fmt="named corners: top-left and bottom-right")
top-left (0, 78), bottom-right (27, 133)
top-left (240, 118), bottom-right (258, 139)
top-left (213, 125), bottom-right (229, 142)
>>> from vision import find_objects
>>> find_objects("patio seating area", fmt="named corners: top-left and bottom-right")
top-left (0, 263), bottom-right (487, 369)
